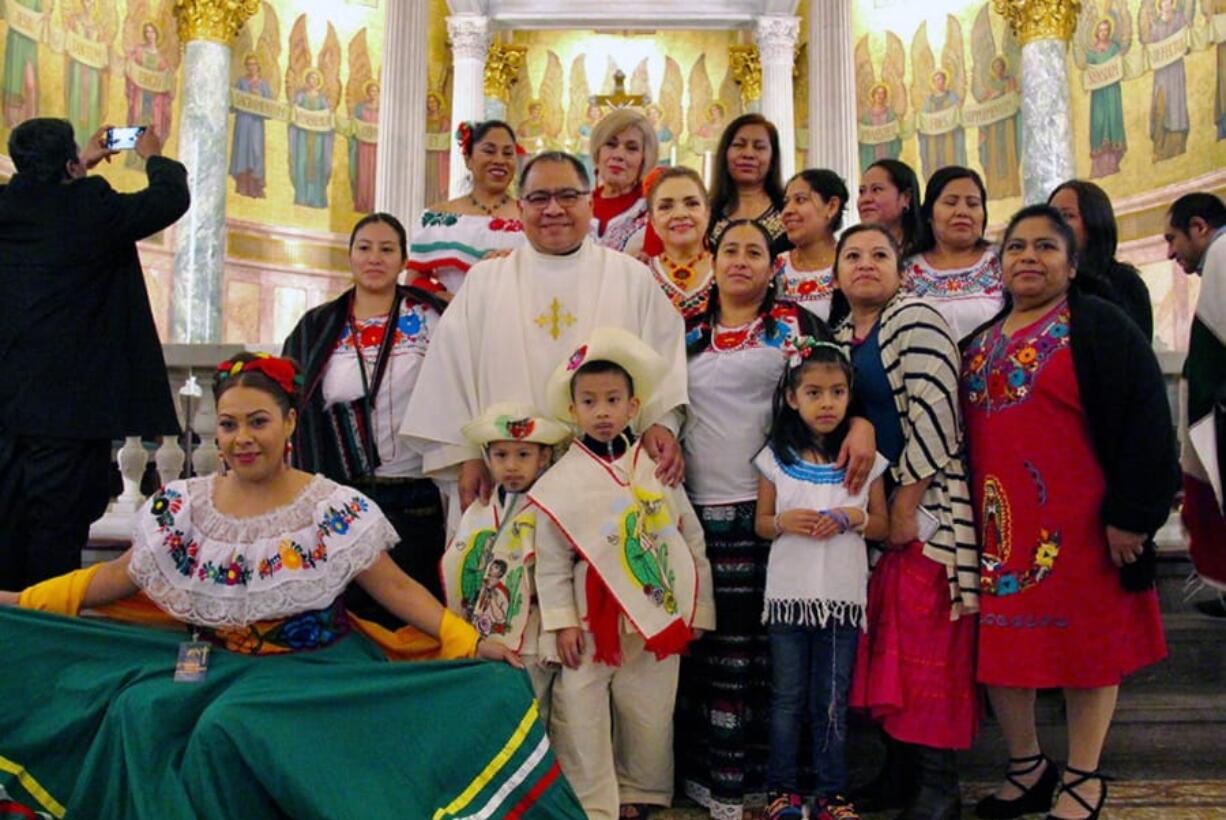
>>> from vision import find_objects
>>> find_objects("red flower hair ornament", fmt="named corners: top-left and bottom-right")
top-left (216, 353), bottom-right (303, 397)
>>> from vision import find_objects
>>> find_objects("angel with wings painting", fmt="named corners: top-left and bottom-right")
top-left (1074, 0), bottom-right (1131, 176)
top-left (346, 28), bottom-right (378, 213)
top-left (2, 0), bottom-right (46, 125)
top-left (971, 5), bottom-right (1021, 197)
top-left (229, 2), bottom-right (279, 198)
top-left (286, 14), bottom-right (340, 209)
top-left (913, 17), bottom-right (967, 182)
top-left (1140, 0), bottom-right (1191, 160)
top-left (63, 0), bottom-right (117, 147)
top-left (122, 0), bottom-right (179, 169)
top-left (855, 32), bottom-right (907, 171)
top-left (511, 51), bottom-right (562, 155)
top-left (424, 69), bottom-right (452, 206)
top-left (566, 55), bottom-right (598, 174)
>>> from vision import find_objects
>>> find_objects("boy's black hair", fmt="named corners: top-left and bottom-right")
top-left (767, 346), bottom-right (855, 465)
top-left (569, 359), bottom-right (635, 400)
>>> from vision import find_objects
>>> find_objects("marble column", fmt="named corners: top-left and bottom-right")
top-left (446, 14), bottom-right (491, 198)
top-left (807, 0), bottom-right (859, 216)
top-left (754, 15), bottom-right (800, 181)
top-left (993, 0), bottom-right (1080, 204)
top-left (375, 0), bottom-right (429, 223)
top-left (169, 0), bottom-right (259, 344)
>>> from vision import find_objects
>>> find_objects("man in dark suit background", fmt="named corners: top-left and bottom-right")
top-left (0, 118), bottom-right (190, 588)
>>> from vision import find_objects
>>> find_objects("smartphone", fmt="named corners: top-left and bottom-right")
top-left (105, 126), bottom-right (147, 150)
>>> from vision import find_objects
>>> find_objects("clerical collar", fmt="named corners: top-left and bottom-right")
top-left (582, 429), bottom-right (636, 461)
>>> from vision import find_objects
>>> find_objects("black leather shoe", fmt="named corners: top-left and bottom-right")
top-left (974, 753), bottom-right (1058, 819)
top-left (1046, 765), bottom-right (1108, 820)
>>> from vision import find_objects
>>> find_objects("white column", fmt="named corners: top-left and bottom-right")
top-left (1019, 39), bottom-right (1074, 204)
top-left (169, 39), bottom-right (231, 343)
top-left (374, 0), bottom-right (429, 224)
top-left (446, 14), bottom-right (490, 198)
top-left (754, 15), bottom-right (800, 181)
top-left (807, 0), bottom-right (859, 216)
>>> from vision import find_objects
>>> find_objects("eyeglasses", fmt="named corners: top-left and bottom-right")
top-left (520, 189), bottom-right (590, 208)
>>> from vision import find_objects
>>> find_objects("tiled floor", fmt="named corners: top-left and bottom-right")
top-left (649, 780), bottom-right (1226, 818)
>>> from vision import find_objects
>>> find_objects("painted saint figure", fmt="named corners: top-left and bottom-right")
top-left (64, 0), bottom-right (111, 149)
top-left (348, 81), bottom-right (379, 213)
top-left (123, 22), bottom-right (173, 170)
top-left (919, 70), bottom-right (966, 181)
top-left (2, 0), bottom-right (43, 126)
top-left (1088, 17), bottom-right (1129, 176)
top-left (1142, 0), bottom-right (1190, 161)
top-left (288, 68), bottom-right (335, 209)
top-left (230, 54), bottom-right (273, 198)
top-left (976, 57), bottom-right (1021, 198)
top-left (424, 90), bottom-right (451, 205)
top-left (647, 104), bottom-right (675, 167)
top-left (859, 83), bottom-right (903, 170)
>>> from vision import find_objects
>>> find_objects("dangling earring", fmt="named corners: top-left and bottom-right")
top-left (284, 441), bottom-right (294, 467)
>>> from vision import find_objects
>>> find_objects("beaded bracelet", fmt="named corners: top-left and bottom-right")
top-left (824, 508), bottom-right (852, 534)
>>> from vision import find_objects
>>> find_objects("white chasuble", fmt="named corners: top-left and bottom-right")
top-left (401, 239), bottom-right (688, 475)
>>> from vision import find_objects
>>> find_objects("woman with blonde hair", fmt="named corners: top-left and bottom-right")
top-left (588, 107), bottom-right (660, 256)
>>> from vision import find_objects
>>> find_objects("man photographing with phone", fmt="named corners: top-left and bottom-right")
top-left (0, 118), bottom-right (190, 590)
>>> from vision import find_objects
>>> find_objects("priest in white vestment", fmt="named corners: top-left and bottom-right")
top-left (401, 152), bottom-right (688, 510)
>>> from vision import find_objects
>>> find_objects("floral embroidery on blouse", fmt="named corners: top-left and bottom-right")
top-left (200, 598), bottom-right (351, 655)
top-left (487, 217), bottom-right (524, 232)
top-left (420, 210), bottom-right (460, 227)
top-left (903, 252), bottom-right (1002, 299)
top-left (777, 265), bottom-right (835, 303)
top-left (978, 475), bottom-right (1062, 597)
top-left (333, 303), bottom-right (431, 354)
top-left (257, 537), bottom-right (328, 579)
top-left (963, 306), bottom-right (1071, 410)
top-left (692, 303), bottom-right (805, 353)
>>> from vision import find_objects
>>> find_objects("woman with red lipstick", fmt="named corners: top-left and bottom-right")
top-left (707, 113), bottom-right (792, 257)
top-left (833, 224), bottom-right (979, 820)
top-left (961, 206), bottom-right (1175, 820)
top-left (902, 165), bottom-right (1003, 342)
top-left (779, 168), bottom-right (849, 321)
top-left (645, 166), bottom-right (713, 319)
top-left (408, 120), bottom-right (525, 299)
top-left (857, 158), bottom-right (923, 257)
top-left (588, 108), bottom-right (659, 257)
top-left (284, 213), bottom-right (450, 623)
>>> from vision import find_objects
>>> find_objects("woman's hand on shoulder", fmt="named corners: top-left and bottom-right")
top-left (477, 637), bottom-right (525, 668)
top-left (838, 418), bottom-right (877, 494)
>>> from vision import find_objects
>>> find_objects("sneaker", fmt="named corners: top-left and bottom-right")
top-left (766, 791), bottom-right (806, 820)
top-left (815, 793), bottom-right (861, 820)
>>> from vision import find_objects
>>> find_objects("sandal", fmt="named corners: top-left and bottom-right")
top-left (1046, 765), bottom-right (1109, 820)
top-left (974, 753), bottom-right (1058, 819)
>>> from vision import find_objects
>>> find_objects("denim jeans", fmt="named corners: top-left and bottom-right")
top-left (767, 620), bottom-right (860, 795)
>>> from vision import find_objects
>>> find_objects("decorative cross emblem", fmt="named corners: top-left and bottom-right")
top-left (535, 298), bottom-right (576, 340)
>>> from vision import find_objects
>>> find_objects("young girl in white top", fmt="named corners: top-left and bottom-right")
top-left (753, 339), bottom-right (890, 820)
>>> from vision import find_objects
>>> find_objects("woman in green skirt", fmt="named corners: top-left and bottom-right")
top-left (0, 352), bottom-right (583, 820)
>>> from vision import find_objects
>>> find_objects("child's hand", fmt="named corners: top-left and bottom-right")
top-left (778, 508), bottom-right (827, 538)
top-left (809, 512), bottom-right (844, 540)
top-left (477, 638), bottom-right (525, 668)
top-left (0, 591), bottom-right (18, 607)
top-left (556, 627), bottom-right (585, 669)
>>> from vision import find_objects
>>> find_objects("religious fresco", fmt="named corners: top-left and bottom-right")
top-left (852, 0), bottom-right (1222, 209)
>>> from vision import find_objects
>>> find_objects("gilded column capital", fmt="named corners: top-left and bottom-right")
top-left (728, 45), bottom-right (762, 107)
top-left (173, 0), bottom-right (259, 45)
top-left (991, 0), bottom-right (1082, 46)
top-left (484, 43), bottom-right (526, 102)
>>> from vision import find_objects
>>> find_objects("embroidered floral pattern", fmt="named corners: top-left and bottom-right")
top-left (333, 304), bottom-right (430, 355)
top-left (150, 487), bottom-right (183, 529)
top-left (257, 537), bottom-right (328, 579)
top-left (963, 306), bottom-right (1071, 410)
top-left (487, 217), bottom-right (524, 233)
top-left (777, 266), bottom-right (835, 304)
top-left (166, 530), bottom-right (199, 577)
top-left (201, 598), bottom-right (350, 655)
top-left (978, 473), bottom-right (1061, 596)
top-left (421, 210), bottom-right (459, 227)
top-left (317, 497), bottom-right (369, 541)
top-left (904, 253), bottom-right (1002, 299)
top-left (198, 554), bottom-right (254, 586)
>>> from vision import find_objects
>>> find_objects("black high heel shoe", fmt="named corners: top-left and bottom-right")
top-left (974, 753), bottom-right (1058, 819)
top-left (1046, 765), bottom-right (1109, 820)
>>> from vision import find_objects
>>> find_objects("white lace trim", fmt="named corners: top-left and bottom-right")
top-left (762, 597), bottom-right (865, 630)
top-left (127, 476), bottom-right (398, 628)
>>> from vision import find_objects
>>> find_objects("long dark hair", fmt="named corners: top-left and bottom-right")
top-left (708, 114), bottom-right (785, 221)
top-left (1047, 179), bottom-right (1125, 285)
top-left (686, 218), bottom-right (778, 355)
top-left (768, 345), bottom-right (855, 465)
top-left (915, 165), bottom-right (989, 255)
top-left (864, 158), bottom-right (922, 256)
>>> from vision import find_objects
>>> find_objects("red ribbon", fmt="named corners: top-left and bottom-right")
top-left (216, 355), bottom-right (300, 397)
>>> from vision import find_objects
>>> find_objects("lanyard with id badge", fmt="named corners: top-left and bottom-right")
top-left (175, 630), bottom-right (210, 683)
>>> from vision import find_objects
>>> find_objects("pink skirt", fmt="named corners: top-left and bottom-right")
top-left (850, 541), bottom-right (979, 750)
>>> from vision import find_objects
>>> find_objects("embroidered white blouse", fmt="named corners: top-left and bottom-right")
top-left (776, 255), bottom-right (835, 322)
top-left (127, 475), bottom-right (398, 628)
top-left (901, 249), bottom-right (1004, 342)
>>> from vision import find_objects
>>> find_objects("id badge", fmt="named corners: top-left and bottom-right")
top-left (175, 641), bottom-right (211, 683)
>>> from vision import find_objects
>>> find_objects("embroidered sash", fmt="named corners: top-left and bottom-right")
top-left (441, 494), bottom-right (537, 653)
top-left (529, 441), bottom-right (698, 662)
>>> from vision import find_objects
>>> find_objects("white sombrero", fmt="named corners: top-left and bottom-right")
top-left (544, 326), bottom-right (666, 425)
top-left (460, 401), bottom-right (571, 447)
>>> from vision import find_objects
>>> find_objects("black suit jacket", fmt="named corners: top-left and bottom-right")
top-left (0, 155), bottom-right (191, 438)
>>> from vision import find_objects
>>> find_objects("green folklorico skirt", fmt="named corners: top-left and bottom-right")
top-left (0, 606), bottom-right (584, 819)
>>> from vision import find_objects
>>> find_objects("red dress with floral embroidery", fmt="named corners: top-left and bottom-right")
top-left (961, 300), bottom-right (1166, 688)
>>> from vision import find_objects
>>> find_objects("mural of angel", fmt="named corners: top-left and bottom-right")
top-left (1212, 0), bottom-right (1225, 139)
top-left (970, 5), bottom-right (1021, 197)
top-left (854, 32), bottom-right (907, 171)
top-left (1139, 0), bottom-right (1190, 161)
top-left (346, 28), bottom-right (378, 213)
top-left (912, 17), bottom-right (967, 182)
top-left (286, 15), bottom-right (340, 209)
top-left (510, 50), bottom-right (563, 154)
top-left (229, 2), bottom-right (280, 199)
top-left (653, 56), bottom-right (683, 167)
top-left (565, 55), bottom-right (597, 173)
top-left (1074, 0), bottom-right (1131, 177)
top-left (424, 69), bottom-right (452, 206)
top-left (122, 1), bottom-right (179, 169)
top-left (63, 0), bottom-right (117, 147)
top-left (3, 0), bottom-right (45, 126)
